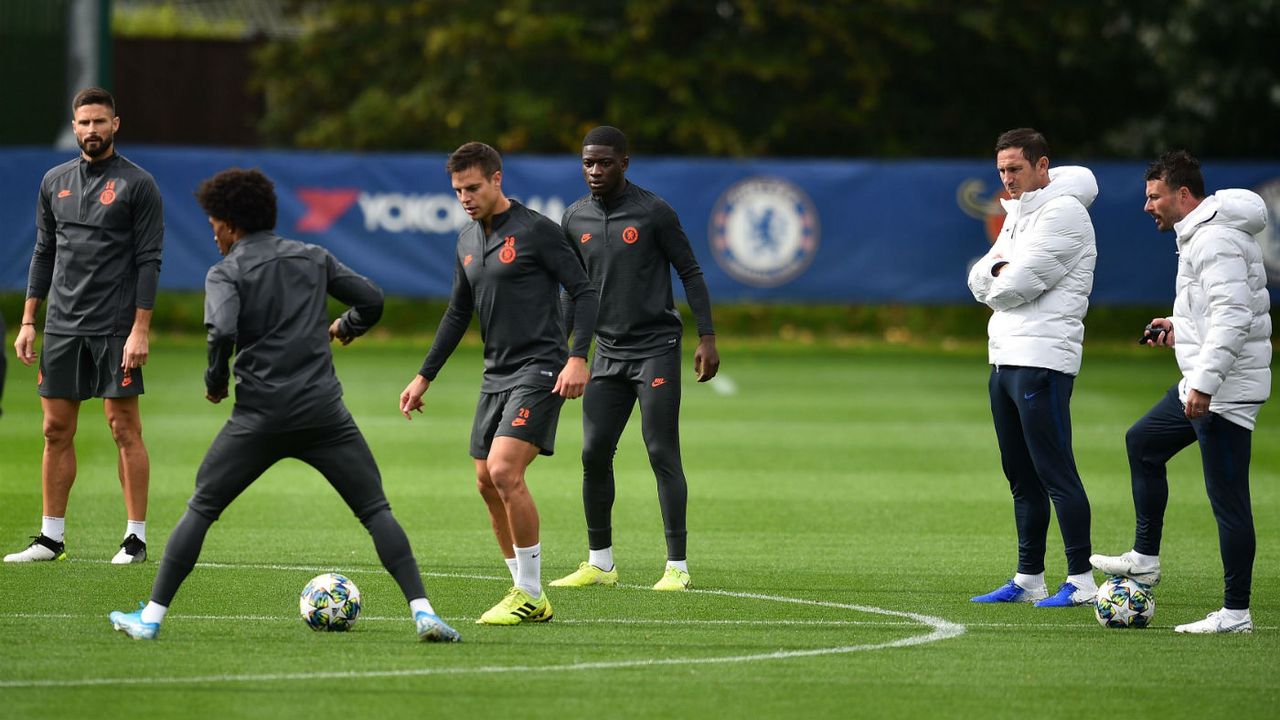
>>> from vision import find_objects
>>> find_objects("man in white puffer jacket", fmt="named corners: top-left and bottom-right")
top-left (967, 128), bottom-right (1099, 608)
top-left (1092, 151), bottom-right (1271, 634)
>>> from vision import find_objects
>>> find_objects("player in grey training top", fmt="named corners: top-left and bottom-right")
top-left (400, 141), bottom-right (598, 626)
top-left (108, 168), bottom-right (460, 643)
top-left (8, 87), bottom-right (163, 566)
top-left (551, 126), bottom-right (719, 592)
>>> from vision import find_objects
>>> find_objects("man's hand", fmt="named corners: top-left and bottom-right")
top-left (206, 386), bottom-right (229, 404)
top-left (1142, 317), bottom-right (1175, 347)
top-left (553, 356), bottom-right (589, 399)
top-left (694, 335), bottom-right (720, 382)
top-left (14, 323), bottom-right (37, 366)
top-left (1185, 388), bottom-right (1211, 420)
top-left (329, 318), bottom-right (354, 346)
top-left (122, 327), bottom-right (150, 369)
top-left (400, 374), bottom-right (430, 419)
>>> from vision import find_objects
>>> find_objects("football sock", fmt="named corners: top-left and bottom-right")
top-left (1067, 571), bottom-right (1097, 591)
top-left (667, 559), bottom-right (688, 573)
top-left (1014, 572), bottom-right (1045, 590)
top-left (41, 516), bottom-right (65, 543)
top-left (589, 547), bottom-right (614, 572)
top-left (409, 597), bottom-right (437, 617)
top-left (505, 557), bottom-right (519, 583)
top-left (1220, 607), bottom-right (1250, 621)
top-left (140, 601), bottom-right (167, 624)
top-left (514, 543), bottom-right (542, 598)
top-left (126, 520), bottom-right (146, 543)
top-left (1132, 550), bottom-right (1159, 568)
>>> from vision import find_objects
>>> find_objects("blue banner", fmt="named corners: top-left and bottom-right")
top-left (2, 147), bottom-right (1278, 304)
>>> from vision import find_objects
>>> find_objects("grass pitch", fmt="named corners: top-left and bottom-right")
top-left (0, 337), bottom-right (1276, 719)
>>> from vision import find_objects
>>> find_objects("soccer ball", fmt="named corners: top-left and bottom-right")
top-left (300, 573), bottom-right (362, 631)
top-left (1094, 576), bottom-right (1155, 628)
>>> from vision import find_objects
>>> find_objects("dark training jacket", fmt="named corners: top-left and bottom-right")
top-left (204, 232), bottom-right (382, 430)
top-left (561, 181), bottom-right (714, 360)
top-left (29, 153), bottom-right (164, 336)
top-left (419, 200), bottom-right (598, 392)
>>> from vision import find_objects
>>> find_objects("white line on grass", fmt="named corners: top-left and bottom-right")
top-left (0, 567), bottom-right (965, 689)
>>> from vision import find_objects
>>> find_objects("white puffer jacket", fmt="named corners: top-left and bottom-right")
top-left (967, 166), bottom-right (1098, 375)
top-left (1171, 189), bottom-right (1272, 426)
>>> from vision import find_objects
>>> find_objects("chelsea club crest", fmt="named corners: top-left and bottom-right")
top-left (709, 177), bottom-right (820, 288)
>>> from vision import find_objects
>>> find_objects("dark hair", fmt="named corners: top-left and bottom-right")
top-left (995, 128), bottom-right (1049, 165)
top-left (583, 126), bottom-right (628, 154)
top-left (72, 87), bottom-right (115, 115)
top-left (446, 141), bottom-right (502, 177)
top-left (195, 168), bottom-right (278, 233)
top-left (1145, 150), bottom-right (1205, 199)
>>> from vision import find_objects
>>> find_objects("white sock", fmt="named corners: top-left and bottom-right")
top-left (667, 559), bottom-right (688, 573)
top-left (1131, 550), bottom-right (1159, 567)
top-left (1014, 572), bottom-right (1045, 590)
top-left (41, 516), bottom-right (65, 543)
top-left (589, 547), bottom-right (614, 572)
top-left (409, 597), bottom-right (436, 617)
top-left (514, 543), bottom-right (542, 598)
top-left (505, 557), bottom-right (519, 583)
top-left (1068, 571), bottom-right (1097, 591)
top-left (126, 520), bottom-right (146, 543)
top-left (1219, 607), bottom-right (1250, 621)
top-left (140, 601), bottom-right (167, 625)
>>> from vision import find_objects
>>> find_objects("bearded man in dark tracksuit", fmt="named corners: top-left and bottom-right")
top-left (550, 126), bottom-right (719, 592)
top-left (400, 142), bottom-right (598, 626)
top-left (109, 168), bottom-right (459, 643)
top-left (8, 87), bottom-right (162, 566)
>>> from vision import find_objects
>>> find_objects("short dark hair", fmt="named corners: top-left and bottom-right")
top-left (583, 126), bottom-right (628, 154)
top-left (195, 168), bottom-right (278, 233)
top-left (1145, 150), bottom-right (1206, 199)
top-left (72, 87), bottom-right (115, 115)
top-left (446, 141), bottom-right (502, 177)
top-left (995, 128), bottom-right (1049, 165)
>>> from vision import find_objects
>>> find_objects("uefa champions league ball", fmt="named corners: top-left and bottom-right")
top-left (1094, 576), bottom-right (1155, 629)
top-left (300, 573), bottom-right (362, 631)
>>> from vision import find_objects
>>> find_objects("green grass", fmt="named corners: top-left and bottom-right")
top-left (0, 338), bottom-right (1277, 719)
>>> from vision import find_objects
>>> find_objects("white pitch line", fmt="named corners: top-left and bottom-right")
top-left (0, 585), bottom-right (965, 689)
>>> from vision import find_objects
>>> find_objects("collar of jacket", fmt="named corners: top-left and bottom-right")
top-left (999, 165), bottom-right (1099, 217)
top-left (1174, 189), bottom-right (1268, 248)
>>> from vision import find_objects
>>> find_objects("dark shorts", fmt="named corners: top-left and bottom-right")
top-left (38, 334), bottom-right (143, 400)
top-left (470, 385), bottom-right (565, 459)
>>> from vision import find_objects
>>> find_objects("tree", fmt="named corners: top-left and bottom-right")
top-left (255, 0), bottom-right (1280, 157)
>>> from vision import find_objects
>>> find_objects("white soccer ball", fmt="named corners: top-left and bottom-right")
top-left (1094, 576), bottom-right (1155, 629)
top-left (300, 573), bottom-right (362, 631)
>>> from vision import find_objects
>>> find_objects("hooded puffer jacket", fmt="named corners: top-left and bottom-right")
top-left (968, 166), bottom-right (1098, 375)
top-left (1171, 189), bottom-right (1272, 423)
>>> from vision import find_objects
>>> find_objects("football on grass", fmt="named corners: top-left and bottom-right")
top-left (1094, 576), bottom-right (1154, 628)
top-left (300, 573), bottom-right (362, 631)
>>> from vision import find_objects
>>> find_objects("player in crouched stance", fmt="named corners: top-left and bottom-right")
top-left (109, 168), bottom-right (459, 643)
top-left (1091, 151), bottom-right (1270, 634)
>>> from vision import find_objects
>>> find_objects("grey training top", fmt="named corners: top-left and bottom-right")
top-left (419, 200), bottom-right (599, 392)
top-left (561, 181), bottom-right (714, 359)
top-left (204, 232), bottom-right (382, 430)
top-left (29, 153), bottom-right (164, 336)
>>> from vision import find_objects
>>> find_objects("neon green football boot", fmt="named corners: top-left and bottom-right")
top-left (549, 562), bottom-right (619, 587)
top-left (653, 566), bottom-right (691, 591)
top-left (476, 586), bottom-right (553, 625)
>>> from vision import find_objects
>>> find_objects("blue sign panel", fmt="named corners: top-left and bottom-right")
top-left (2, 147), bottom-right (1278, 304)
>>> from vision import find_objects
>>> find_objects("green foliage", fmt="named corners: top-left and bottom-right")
top-left (113, 2), bottom-right (248, 39)
top-left (254, 0), bottom-right (1280, 157)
